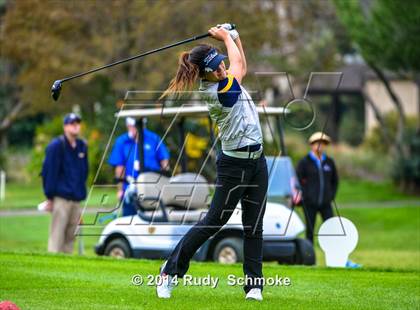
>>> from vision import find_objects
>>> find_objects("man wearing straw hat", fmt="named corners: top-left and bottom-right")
top-left (296, 132), bottom-right (338, 244)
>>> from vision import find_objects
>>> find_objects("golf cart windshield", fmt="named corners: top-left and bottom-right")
top-left (266, 156), bottom-right (299, 198)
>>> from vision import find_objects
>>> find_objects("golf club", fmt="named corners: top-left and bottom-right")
top-left (51, 23), bottom-right (236, 101)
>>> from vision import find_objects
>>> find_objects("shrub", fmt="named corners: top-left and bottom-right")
top-left (363, 112), bottom-right (419, 192)
top-left (329, 144), bottom-right (391, 181)
top-left (363, 112), bottom-right (418, 153)
top-left (280, 131), bottom-right (390, 181)
top-left (391, 127), bottom-right (420, 193)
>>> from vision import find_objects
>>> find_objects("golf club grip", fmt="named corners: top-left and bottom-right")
top-left (59, 24), bottom-right (236, 83)
top-left (194, 23), bottom-right (236, 40)
top-left (190, 23), bottom-right (237, 41)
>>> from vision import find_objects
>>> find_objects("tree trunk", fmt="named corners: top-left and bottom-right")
top-left (329, 92), bottom-right (341, 142)
top-left (0, 100), bottom-right (25, 133)
top-left (368, 62), bottom-right (406, 156)
top-left (362, 91), bottom-right (393, 146)
top-left (0, 101), bottom-right (25, 153)
top-left (415, 75), bottom-right (420, 131)
top-left (0, 100), bottom-right (26, 165)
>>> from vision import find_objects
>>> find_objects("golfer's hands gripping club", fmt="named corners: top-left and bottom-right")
top-left (218, 23), bottom-right (239, 40)
top-left (208, 26), bottom-right (231, 42)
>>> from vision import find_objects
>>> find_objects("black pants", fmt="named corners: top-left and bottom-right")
top-left (163, 152), bottom-right (268, 293)
top-left (303, 203), bottom-right (334, 244)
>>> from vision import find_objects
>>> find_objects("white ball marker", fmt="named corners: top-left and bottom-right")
top-left (318, 217), bottom-right (358, 267)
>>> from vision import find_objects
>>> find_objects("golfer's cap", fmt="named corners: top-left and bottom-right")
top-left (126, 117), bottom-right (136, 127)
top-left (63, 113), bottom-right (81, 125)
top-left (201, 48), bottom-right (227, 72)
top-left (308, 132), bottom-right (331, 144)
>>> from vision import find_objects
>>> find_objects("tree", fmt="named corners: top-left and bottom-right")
top-left (334, 0), bottom-right (420, 191)
top-left (334, 0), bottom-right (420, 153)
top-left (0, 0), bottom-right (280, 149)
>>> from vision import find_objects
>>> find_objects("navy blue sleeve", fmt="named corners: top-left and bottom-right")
top-left (217, 74), bottom-right (242, 107)
top-left (41, 140), bottom-right (61, 199)
top-left (296, 158), bottom-right (307, 186)
top-left (83, 141), bottom-right (89, 183)
top-left (330, 158), bottom-right (339, 199)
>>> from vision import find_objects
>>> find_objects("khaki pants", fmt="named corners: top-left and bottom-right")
top-left (48, 197), bottom-right (82, 254)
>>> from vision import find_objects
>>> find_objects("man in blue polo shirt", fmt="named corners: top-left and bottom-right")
top-left (108, 117), bottom-right (170, 216)
top-left (41, 113), bottom-right (88, 253)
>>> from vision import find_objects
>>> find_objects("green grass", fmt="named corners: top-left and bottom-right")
top-left (0, 182), bottom-right (118, 210)
top-left (1, 205), bottom-right (419, 270)
top-left (1, 179), bottom-right (418, 210)
top-left (0, 213), bottom-right (103, 256)
top-left (1, 202), bottom-right (419, 309)
top-left (302, 205), bottom-right (420, 270)
top-left (0, 182), bottom-right (45, 210)
top-left (335, 179), bottom-right (417, 203)
top-left (0, 252), bottom-right (419, 310)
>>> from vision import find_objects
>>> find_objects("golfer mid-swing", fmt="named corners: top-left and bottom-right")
top-left (157, 25), bottom-right (268, 301)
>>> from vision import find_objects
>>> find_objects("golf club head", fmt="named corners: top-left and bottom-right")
top-left (51, 80), bottom-right (62, 101)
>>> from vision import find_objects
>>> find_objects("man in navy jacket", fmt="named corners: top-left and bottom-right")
top-left (296, 132), bottom-right (338, 244)
top-left (41, 113), bottom-right (88, 253)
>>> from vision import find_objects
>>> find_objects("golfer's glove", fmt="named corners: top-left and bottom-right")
top-left (218, 23), bottom-right (239, 40)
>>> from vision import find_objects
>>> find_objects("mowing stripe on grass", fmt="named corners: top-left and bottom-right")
top-left (0, 252), bottom-right (419, 310)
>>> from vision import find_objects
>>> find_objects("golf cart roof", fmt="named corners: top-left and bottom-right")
top-left (116, 105), bottom-right (287, 118)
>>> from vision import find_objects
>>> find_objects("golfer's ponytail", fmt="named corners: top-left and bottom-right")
top-left (160, 44), bottom-right (213, 99)
top-left (160, 52), bottom-right (199, 99)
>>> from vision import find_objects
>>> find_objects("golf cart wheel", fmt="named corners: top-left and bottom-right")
top-left (295, 238), bottom-right (316, 265)
top-left (213, 238), bottom-right (243, 264)
top-left (104, 238), bottom-right (131, 259)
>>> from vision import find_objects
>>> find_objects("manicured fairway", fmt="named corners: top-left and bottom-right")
top-left (1, 204), bottom-right (419, 309)
top-left (1, 199), bottom-right (419, 309)
top-left (1, 205), bottom-right (419, 269)
top-left (1, 252), bottom-right (419, 310)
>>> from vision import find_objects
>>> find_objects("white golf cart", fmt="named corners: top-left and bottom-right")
top-left (94, 105), bottom-right (315, 265)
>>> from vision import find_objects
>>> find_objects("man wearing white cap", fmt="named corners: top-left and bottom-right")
top-left (296, 132), bottom-right (338, 244)
top-left (108, 117), bottom-right (170, 216)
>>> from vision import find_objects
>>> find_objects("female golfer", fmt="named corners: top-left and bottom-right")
top-left (157, 25), bottom-right (268, 301)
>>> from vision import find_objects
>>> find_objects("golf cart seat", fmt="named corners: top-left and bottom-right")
top-left (136, 172), bottom-right (210, 222)
top-left (135, 172), bottom-right (170, 210)
top-left (162, 173), bottom-right (211, 209)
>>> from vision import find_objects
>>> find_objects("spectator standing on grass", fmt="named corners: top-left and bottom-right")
top-left (296, 132), bottom-right (360, 268)
top-left (296, 132), bottom-right (338, 244)
top-left (41, 113), bottom-right (88, 253)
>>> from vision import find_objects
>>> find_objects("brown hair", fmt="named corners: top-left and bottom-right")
top-left (160, 44), bottom-right (214, 99)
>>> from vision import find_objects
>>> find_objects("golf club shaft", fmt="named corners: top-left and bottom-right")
top-left (60, 33), bottom-right (211, 83)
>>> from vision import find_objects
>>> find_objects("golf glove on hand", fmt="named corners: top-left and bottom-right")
top-left (218, 23), bottom-right (239, 40)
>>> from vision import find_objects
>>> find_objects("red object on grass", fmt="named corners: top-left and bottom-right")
top-left (0, 301), bottom-right (20, 310)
